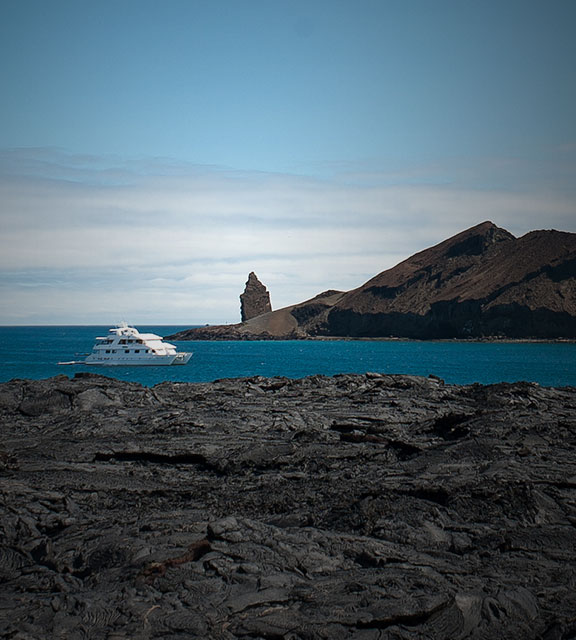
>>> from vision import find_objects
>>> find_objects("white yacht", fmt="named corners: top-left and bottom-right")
top-left (67, 324), bottom-right (192, 366)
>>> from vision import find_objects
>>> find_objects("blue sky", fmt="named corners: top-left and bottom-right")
top-left (1, 0), bottom-right (575, 324)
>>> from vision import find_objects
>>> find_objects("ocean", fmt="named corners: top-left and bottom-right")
top-left (0, 325), bottom-right (575, 388)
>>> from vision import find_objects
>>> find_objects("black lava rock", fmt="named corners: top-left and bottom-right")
top-left (1, 373), bottom-right (575, 639)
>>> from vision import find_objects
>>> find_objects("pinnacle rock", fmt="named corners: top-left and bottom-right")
top-left (240, 272), bottom-right (272, 322)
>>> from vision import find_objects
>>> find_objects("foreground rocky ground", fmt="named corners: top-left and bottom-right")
top-left (1, 372), bottom-right (576, 639)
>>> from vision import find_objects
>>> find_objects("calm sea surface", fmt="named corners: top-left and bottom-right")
top-left (0, 325), bottom-right (575, 387)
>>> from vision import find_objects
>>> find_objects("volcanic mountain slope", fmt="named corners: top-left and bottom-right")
top-left (170, 222), bottom-right (576, 340)
top-left (326, 221), bottom-right (576, 338)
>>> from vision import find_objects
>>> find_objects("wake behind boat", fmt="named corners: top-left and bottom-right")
top-left (59, 323), bottom-right (192, 366)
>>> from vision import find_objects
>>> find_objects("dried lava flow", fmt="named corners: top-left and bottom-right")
top-left (1, 372), bottom-right (576, 639)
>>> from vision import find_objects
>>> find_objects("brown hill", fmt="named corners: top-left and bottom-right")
top-left (169, 222), bottom-right (576, 341)
top-left (170, 289), bottom-right (345, 340)
top-left (326, 221), bottom-right (576, 338)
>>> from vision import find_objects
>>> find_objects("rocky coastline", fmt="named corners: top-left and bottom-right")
top-left (169, 326), bottom-right (576, 344)
top-left (1, 372), bottom-right (576, 639)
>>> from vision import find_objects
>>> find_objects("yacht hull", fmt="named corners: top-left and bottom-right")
top-left (84, 353), bottom-right (192, 366)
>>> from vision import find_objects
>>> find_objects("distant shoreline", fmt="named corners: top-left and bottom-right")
top-left (169, 330), bottom-right (576, 344)
top-left (302, 336), bottom-right (576, 343)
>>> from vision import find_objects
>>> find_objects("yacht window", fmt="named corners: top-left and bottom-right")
top-left (119, 339), bottom-right (126, 345)
top-left (135, 349), bottom-right (140, 353)
top-left (125, 350), bottom-right (130, 354)
top-left (106, 350), bottom-right (110, 353)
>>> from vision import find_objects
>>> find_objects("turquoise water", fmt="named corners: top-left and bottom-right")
top-left (0, 326), bottom-right (575, 387)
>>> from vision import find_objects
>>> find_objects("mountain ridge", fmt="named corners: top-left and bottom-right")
top-left (169, 221), bottom-right (576, 340)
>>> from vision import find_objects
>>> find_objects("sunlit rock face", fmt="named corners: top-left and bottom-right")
top-left (240, 272), bottom-right (272, 322)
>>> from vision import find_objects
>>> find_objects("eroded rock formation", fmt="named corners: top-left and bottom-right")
top-left (240, 272), bottom-right (271, 322)
top-left (1, 372), bottom-right (576, 638)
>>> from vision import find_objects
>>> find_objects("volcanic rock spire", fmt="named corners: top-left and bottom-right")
top-left (240, 272), bottom-right (272, 322)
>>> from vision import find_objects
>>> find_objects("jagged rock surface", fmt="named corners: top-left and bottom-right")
top-left (240, 272), bottom-right (272, 322)
top-left (1, 372), bottom-right (576, 639)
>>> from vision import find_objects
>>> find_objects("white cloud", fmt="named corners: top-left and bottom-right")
top-left (0, 148), bottom-right (574, 324)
